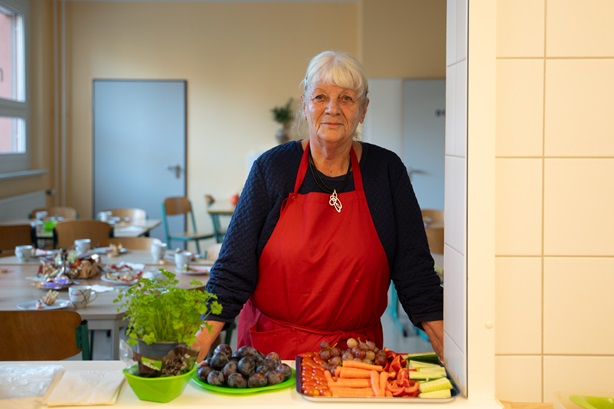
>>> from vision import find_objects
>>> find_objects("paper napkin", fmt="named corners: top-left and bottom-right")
top-left (44, 370), bottom-right (125, 406)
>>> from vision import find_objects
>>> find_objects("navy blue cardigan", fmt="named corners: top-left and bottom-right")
top-left (206, 141), bottom-right (443, 329)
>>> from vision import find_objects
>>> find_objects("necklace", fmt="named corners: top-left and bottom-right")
top-left (308, 150), bottom-right (352, 213)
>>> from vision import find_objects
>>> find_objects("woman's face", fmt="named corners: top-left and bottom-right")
top-left (302, 83), bottom-right (369, 145)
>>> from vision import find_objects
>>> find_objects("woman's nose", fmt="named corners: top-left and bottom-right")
top-left (325, 98), bottom-right (341, 114)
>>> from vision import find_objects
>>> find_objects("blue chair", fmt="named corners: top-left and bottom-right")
top-left (161, 197), bottom-right (214, 254)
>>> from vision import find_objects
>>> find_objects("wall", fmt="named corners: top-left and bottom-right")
top-left (494, 0), bottom-right (614, 402)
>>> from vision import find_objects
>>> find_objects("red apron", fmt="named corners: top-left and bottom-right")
top-left (237, 143), bottom-right (390, 359)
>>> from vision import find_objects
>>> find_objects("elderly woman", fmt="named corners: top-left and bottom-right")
top-left (196, 50), bottom-right (443, 361)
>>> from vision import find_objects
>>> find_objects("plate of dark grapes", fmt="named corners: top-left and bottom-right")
top-left (191, 344), bottom-right (295, 395)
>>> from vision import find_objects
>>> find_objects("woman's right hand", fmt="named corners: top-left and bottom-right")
top-left (193, 320), bottom-right (226, 362)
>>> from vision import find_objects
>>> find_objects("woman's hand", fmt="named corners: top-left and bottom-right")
top-left (421, 320), bottom-right (444, 362)
top-left (193, 320), bottom-right (225, 362)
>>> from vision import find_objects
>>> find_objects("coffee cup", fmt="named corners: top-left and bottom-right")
top-left (150, 242), bottom-right (167, 263)
top-left (174, 251), bottom-right (191, 272)
top-left (74, 238), bottom-right (91, 254)
top-left (69, 285), bottom-right (98, 309)
top-left (98, 211), bottom-right (112, 222)
top-left (15, 245), bottom-right (34, 261)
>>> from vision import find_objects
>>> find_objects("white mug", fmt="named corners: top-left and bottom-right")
top-left (150, 242), bottom-right (167, 263)
top-left (15, 245), bottom-right (34, 261)
top-left (174, 251), bottom-right (191, 271)
top-left (74, 238), bottom-right (91, 254)
top-left (69, 285), bottom-right (98, 309)
top-left (98, 211), bottom-right (112, 222)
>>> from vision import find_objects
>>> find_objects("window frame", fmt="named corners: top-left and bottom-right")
top-left (0, 0), bottom-right (30, 174)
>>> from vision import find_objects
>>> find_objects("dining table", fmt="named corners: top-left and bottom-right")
top-left (206, 201), bottom-right (235, 243)
top-left (0, 359), bottom-right (483, 409)
top-left (0, 249), bottom-right (212, 360)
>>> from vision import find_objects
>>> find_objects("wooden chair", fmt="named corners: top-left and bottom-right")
top-left (0, 224), bottom-right (34, 257)
top-left (204, 243), bottom-right (222, 262)
top-left (425, 226), bottom-right (444, 255)
top-left (29, 206), bottom-right (78, 220)
top-left (102, 208), bottom-right (147, 223)
top-left (107, 236), bottom-right (161, 250)
top-left (161, 197), bottom-right (214, 254)
top-left (421, 208), bottom-right (444, 228)
top-left (53, 219), bottom-right (113, 249)
top-left (0, 311), bottom-right (91, 360)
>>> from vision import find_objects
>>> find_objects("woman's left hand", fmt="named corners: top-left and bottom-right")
top-left (421, 320), bottom-right (444, 362)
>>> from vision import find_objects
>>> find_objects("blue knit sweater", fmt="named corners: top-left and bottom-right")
top-left (206, 140), bottom-right (443, 329)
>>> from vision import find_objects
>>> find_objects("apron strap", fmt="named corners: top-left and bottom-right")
top-left (294, 141), bottom-right (363, 193)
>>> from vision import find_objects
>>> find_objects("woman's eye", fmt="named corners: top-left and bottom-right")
top-left (312, 94), bottom-right (327, 102)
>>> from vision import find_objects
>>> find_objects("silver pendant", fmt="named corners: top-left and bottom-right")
top-left (329, 189), bottom-right (342, 213)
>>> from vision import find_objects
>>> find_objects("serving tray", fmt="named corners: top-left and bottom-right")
top-left (295, 355), bottom-right (459, 403)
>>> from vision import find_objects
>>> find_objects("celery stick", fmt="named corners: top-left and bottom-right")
top-left (408, 360), bottom-right (442, 369)
top-left (409, 368), bottom-right (447, 380)
top-left (419, 389), bottom-right (452, 399)
top-left (418, 377), bottom-right (453, 393)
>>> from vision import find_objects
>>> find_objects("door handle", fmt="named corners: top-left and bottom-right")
top-left (166, 164), bottom-right (182, 179)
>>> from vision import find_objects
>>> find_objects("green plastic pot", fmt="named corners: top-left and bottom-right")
top-left (123, 365), bottom-right (196, 403)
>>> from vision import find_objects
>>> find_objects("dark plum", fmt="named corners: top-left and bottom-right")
top-left (237, 356), bottom-right (256, 377)
top-left (237, 345), bottom-right (259, 359)
top-left (226, 373), bottom-right (247, 388)
top-left (247, 372), bottom-right (267, 388)
top-left (265, 351), bottom-right (281, 365)
top-left (210, 352), bottom-right (229, 370)
top-left (197, 365), bottom-right (214, 382)
top-left (276, 363), bottom-right (293, 381)
top-left (206, 370), bottom-right (225, 386)
top-left (214, 343), bottom-right (233, 357)
top-left (255, 364), bottom-right (269, 374)
top-left (197, 360), bottom-right (211, 370)
top-left (265, 369), bottom-right (284, 386)
top-left (221, 361), bottom-right (238, 378)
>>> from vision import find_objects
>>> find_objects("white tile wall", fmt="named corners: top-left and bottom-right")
top-left (495, 257), bottom-right (542, 354)
top-left (495, 0), bottom-right (614, 403)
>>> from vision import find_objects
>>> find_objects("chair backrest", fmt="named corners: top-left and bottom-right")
top-left (425, 226), bottom-right (444, 255)
top-left (103, 208), bottom-right (147, 223)
top-left (421, 208), bottom-right (444, 228)
top-left (161, 196), bottom-right (198, 236)
top-left (107, 236), bottom-right (161, 250)
top-left (163, 197), bottom-right (192, 216)
top-left (0, 310), bottom-right (91, 360)
top-left (29, 206), bottom-right (78, 220)
top-left (54, 219), bottom-right (113, 249)
top-left (0, 224), bottom-right (34, 256)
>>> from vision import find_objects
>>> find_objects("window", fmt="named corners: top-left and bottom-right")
top-left (0, 0), bottom-right (29, 173)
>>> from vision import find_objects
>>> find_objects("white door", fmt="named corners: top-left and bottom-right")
top-left (402, 79), bottom-right (446, 210)
top-left (93, 80), bottom-right (187, 243)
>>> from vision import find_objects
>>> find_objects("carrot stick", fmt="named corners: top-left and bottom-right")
top-left (329, 386), bottom-right (375, 397)
top-left (379, 371), bottom-right (388, 396)
top-left (370, 370), bottom-right (380, 397)
top-left (342, 360), bottom-right (384, 372)
top-left (331, 378), bottom-right (371, 388)
top-left (334, 366), bottom-right (342, 378)
top-left (338, 367), bottom-right (373, 378)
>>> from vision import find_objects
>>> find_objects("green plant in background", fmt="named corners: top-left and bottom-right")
top-left (271, 98), bottom-right (294, 125)
top-left (114, 269), bottom-right (222, 346)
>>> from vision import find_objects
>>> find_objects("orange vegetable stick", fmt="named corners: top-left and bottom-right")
top-left (324, 370), bottom-right (334, 383)
top-left (334, 367), bottom-right (342, 378)
top-left (342, 360), bottom-right (384, 372)
top-left (329, 386), bottom-right (375, 398)
top-left (331, 378), bottom-right (371, 388)
top-left (370, 370), bottom-right (381, 397)
top-left (339, 367), bottom-right (372, 378)
top-left (379, 371), bottom-right (388, 396)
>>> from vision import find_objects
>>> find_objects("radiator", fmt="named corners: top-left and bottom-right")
top-left (0, 190), bottom-right (46, 221)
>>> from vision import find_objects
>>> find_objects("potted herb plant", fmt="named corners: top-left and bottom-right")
top-left (114, 269), bottom-right (222, 402)
top-left (271, 98), bottom-right (294, 144)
